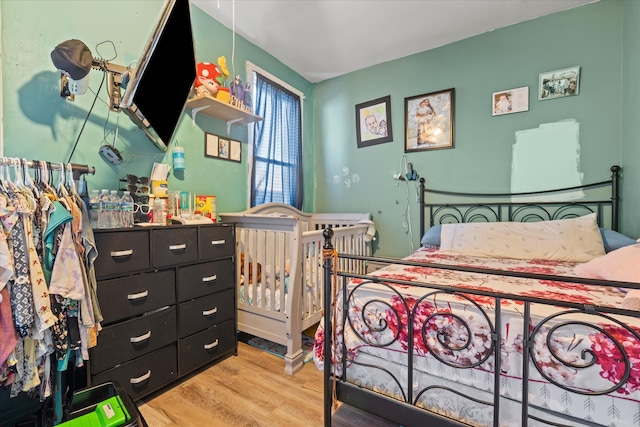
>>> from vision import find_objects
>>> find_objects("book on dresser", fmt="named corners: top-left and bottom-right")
top-left (90, 223), bottom-right (236, 401)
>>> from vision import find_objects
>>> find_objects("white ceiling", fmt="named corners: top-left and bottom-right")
top-left (192, 0), bottom-right (597, 83)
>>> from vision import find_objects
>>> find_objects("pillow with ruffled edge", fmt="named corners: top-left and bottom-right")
top-left (574, 243), bottom-right (640, 283)
top-left (420, 224), bottom-right (442, 248)
top-left (599, 228), bottom-right (637, 253)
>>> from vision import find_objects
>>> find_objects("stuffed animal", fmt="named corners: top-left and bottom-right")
top-left (194, 56), bottom-right (231, 101)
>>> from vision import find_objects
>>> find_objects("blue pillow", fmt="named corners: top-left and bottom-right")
top-left (420, 224), bottom-right (442, 247)
top-left (599, 228), bottom-right (637, 253)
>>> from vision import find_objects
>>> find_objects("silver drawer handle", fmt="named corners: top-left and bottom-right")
top-left (202, 307), bottom-right (218, 316)
top-left (211, 239), bottom-right (225, 245)
top-left (127, 290), bottom-right (149, 300)
top-left (169, 243), bottom-right (187, 251)
top-left (129, 370), bottom-right (151, 384)
top-left (204, 339), bottom-right (219, 350)
top-left (130, 331), bottom-right (152, 343)
top-left (110, 249), bottom-right (133, 257)
top-left (202, 275), bottom-right (217, 282)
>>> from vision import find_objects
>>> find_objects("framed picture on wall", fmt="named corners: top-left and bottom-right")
top-left (355, 95), bottom-right (393, 148)
top-left (405, 88), bottom-right (454, 152)
top-left (205, 133), bottom-right (241, 163)
top-left (538, 66), bottom-right (580, 100)
top-left (492, 86), bottom-right (529, 116)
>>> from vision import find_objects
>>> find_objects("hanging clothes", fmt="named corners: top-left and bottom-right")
top-left (0, 159), bottom-right (100, 407)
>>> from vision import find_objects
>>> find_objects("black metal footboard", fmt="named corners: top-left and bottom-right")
top-left (322, 232), bottom-right (640, 427)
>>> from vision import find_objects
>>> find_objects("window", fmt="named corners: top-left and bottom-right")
top-left (247, 63), bottom-right (303, 209)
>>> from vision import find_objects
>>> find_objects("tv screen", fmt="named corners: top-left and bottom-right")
top-left (120, 0), bottom-right (196, 151)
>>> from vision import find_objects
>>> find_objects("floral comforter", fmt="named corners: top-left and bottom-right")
top-left (314, 248), bottom-right (640, 427)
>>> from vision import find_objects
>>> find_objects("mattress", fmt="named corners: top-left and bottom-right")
top-left (314, 248), bottom-right (640, 426)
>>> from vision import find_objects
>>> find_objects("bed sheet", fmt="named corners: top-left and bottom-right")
top-left (314, 248), bottom-right (640, 426)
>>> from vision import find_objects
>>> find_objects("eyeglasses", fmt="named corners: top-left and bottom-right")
top-left (121, 175), bottom-right (150, 195)
top-left (123, 174), bottom-right (149, 185)
top-left (132, 195), bottom-right (151, 214)
top-left (133, 203), bottom-right (151, 214)
top-left (125, 184), bottom-right (150, 195)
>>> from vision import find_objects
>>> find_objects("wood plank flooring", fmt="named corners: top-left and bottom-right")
top-left (137, 341), bottom-right (398, 427)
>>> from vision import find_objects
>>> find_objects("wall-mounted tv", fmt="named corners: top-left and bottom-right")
top-left (120, 0), bottom-right (196, 152)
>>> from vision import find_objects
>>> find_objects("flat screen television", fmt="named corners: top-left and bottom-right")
top-left (120, 0), bottom-right (196, 152)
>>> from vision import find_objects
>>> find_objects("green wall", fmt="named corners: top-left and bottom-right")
top-left (0, 0), bottom-right (315, 214)
top-left (315, 0), bottom-right (639, 256)
top-left (622, 0), bottom-right (640, 245)
top-left (1, 1), bottom-right (637, 258)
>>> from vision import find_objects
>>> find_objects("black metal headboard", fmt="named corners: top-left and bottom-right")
top-left (419, 165), bottom-right (621, 238)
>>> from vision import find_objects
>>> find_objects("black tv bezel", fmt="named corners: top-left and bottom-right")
top-left (120, 0), bottom-right (196, 152)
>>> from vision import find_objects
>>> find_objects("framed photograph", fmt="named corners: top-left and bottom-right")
top-left (218, 138), bottom-right (230, 159)
top-left (538, 66), bottom-right (580, 100)
top-left (205, 133), bottom-right (241, 163)
top-left (205, 133), bottom-right (219, 158)
top-left (492, 86), bottom-right (529, 116)
top-left (405, 88), bottom-right (454, 152)
top-left (355, 95), bottom-right (393, 148)
top-left (229, 139), bottom-right (241, 162)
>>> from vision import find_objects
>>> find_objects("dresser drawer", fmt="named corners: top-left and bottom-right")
top-left (179, 320), bottom-right (235, 375)
top-left (199, 225), bottom-right (234, 260)
top-left (94, 231), bottom-right (150, 278)
top-left (153, 228), bottom-right (198, 268)
top-left (92, 344), bottom-right (177, 402)
top-left (178, 288), bottom-right (235, 338)
top-left (176, 259), bottom-right (234, 302)
top-left (90, 306), bottom-right (177, 374)
top-left (97, 270), bottom-right (175, 324)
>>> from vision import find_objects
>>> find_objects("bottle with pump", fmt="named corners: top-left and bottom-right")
top-left (110, 190), bottom-right (122, 228)
top-left (98, 189), bottom-right (110, 229)
top-left (89, 189), bottom-right (100, 229)
top-left (121, 191), bottom-right (134, 228)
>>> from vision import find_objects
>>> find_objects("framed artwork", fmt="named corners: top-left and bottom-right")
top-left (492, 86), bottom-right (529, 116)
top-left (355, 95), bottom-right (393, 148)
top-left (405, 88), bottom-right (454, 152)
top-left (205, 133), bottom-right (241, 163)
top-left (538, 66), bottom-right (580, 100)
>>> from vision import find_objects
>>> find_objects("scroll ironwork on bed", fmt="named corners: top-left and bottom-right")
top-left (321, 165), bottom-right (639, 427)
top-left (420, 165), bottom-right (621, 237)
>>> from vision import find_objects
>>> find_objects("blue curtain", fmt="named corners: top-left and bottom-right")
top-left (251, 73), bottom-right (303, 209)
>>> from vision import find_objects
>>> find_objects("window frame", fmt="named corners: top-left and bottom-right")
top-left (245, 61), bottom-right (305, 207)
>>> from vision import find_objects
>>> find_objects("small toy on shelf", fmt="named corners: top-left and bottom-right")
top-left (194, 56), bottom-right (231, 103)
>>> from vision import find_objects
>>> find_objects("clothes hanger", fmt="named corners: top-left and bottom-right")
top-left (66, 163), bottom-right (77, 196)
top-left (10, 157), bottom-right (24, 190)
top-left (22, 158), bottom-right (39, 198)
top-left (0, 158), bottom-right (8, 191)
top-left (57, 163), bottom-right (69, 197)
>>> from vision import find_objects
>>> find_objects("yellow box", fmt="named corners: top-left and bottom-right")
top-left (151, 180), bottom-right (168, 198)
top-left (195, 195), bottom-right (216, 222)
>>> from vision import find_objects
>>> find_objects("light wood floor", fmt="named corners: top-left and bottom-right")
top-left (137, 341), bottom-right (398, 427)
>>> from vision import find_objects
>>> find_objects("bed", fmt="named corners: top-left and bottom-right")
top-left (219, 203), bottom-right (373, 374)
top-left (315, 165), bottom-right (640, 426)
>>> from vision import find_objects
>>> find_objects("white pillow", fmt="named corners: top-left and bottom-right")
top-left (438, 213), bottom-right (605, 262)
top-left (574, 244), bottom-right (640, 283)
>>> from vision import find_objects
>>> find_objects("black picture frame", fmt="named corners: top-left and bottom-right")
top-left (205, 132), bottom-right (241, 163)
top-left (405, 88), bottom-right (454, 152)
top-left (355, 95), bottom-right (393, 148)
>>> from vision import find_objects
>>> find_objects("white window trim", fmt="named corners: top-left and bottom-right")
top-left (245, 61), bottom-right (304, 207)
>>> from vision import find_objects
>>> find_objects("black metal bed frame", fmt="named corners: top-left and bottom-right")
top-left (420, 165), bottom-right (621, 238)
top-left (322, 165), bottom-right (638, 427)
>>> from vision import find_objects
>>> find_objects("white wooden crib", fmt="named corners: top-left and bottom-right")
top-left (219, 203), bottom-right (372, 374)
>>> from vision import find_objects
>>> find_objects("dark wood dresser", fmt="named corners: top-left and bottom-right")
top-left (90, 223), bottom-right (236, 401)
